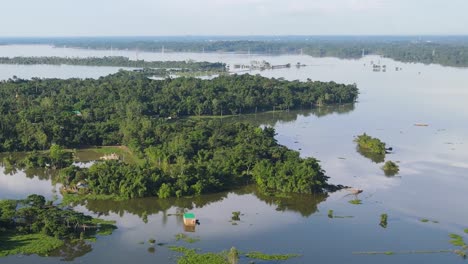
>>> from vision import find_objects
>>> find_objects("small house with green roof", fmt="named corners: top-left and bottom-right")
top-left (183, 213), bottom-right (197, 226)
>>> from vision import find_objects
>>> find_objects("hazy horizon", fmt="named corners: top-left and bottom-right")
top-left (1, 0), bottom-right (467, 37)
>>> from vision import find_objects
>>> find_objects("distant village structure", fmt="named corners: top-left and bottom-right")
top-left (233, 60), bottom-right (296, 71)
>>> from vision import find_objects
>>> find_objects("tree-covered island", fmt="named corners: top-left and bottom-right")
top-left (0, 71), bottom-right (358, 200)
top-left (0, 56), bottom-right (226, 71)
top-left (354, 133), bottom-right (387, 163)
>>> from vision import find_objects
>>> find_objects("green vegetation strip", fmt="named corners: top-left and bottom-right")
top-left (168, 246), bottom-right (300, 263)
top-left (449, 234), bottom-right (466, 247)
top-left (0, 56), bottom-right (226, 71)
top-left (175, 233), bottom-right (200, 244)
top-left (354, 233), bottom-right (468, 258)
top-left (0, 233), bottom-right (64, 257)
top-left (348, 199), bottom-right (362, 205)
top-left (245, 251), bottom-right (300, 260)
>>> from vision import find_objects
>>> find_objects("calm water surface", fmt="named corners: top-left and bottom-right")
top-left (1, 45), bottom-right (468, 263)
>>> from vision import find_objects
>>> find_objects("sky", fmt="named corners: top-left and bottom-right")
top-left (1, 0), bottom-right (467, 36)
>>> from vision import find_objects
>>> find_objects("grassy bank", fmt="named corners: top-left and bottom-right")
top-left (0, 232), bottom-right (64, 257)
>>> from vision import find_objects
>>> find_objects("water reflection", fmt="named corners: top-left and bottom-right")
top-left (73, 185), bottom-right (327, 224)
top-left (356, 146), bottom-right (385, 163)
top-left (222, 103), bottom-right (355, 127)
top-left (245, 186), bottom-right (328, 217)
top-left (48, 240), bottom-right (92, 262)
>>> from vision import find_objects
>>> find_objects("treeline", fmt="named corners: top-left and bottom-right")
top-left (0, 194), bottom-right (115, 239)
top-left (0, 56), bottom-right (226, 71)
top-left (57, 121), bottom-right (329, 199)
top-left (2, 144), bottom-right (73, 170)
top-left (52, 40), bottom-right (468, 67)
top-left (0, 71), bottom-right (358, 152)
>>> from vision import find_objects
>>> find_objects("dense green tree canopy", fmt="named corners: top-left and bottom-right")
top-left (0, 195), bottom-right (115, 239)
top-left (0, 71), bottom-right (357, 152)
top-left (57, 120), bottom-right (330, 199)
top-left (0, 56), bottom-right (226, 71)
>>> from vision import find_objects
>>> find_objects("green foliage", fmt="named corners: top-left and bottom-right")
top-left (49, 144), bottom-right (73, 169)
top-left (380, 214), bottom-right (388, 228)
top-left (158, 183), bottom-right (173, 199)
top-left (449, 234), bottom-right (466, 247)
top-left (5, 147), bottom-right (72, 170)
top-left (0, 72), bottom-right (357, 152)
top-left (175, 233), bottom-right (200, 243)
top-left (1, 72), bottom-right (353, 200)
top-left (464, 229), bottom-right (468, 234)
top-left (178, 251), bottom-right (229, 264)
top-left (252, 153), bottom-right (328, 194)
top-left (53, 121), bottom-right (331, 199)
top-left (355, 133), bottom-right (386, 163)
top-left (96, 224), bottom-right (117, 236)
top-left (328, 210), bottom-right (333, 218)
top-left (25, 194), bottom-right (46, 207)
top-left (382, 161), bottom-right (399, 176)
top-left (355, 133), bottom-right (386, 154)
top-left (0, 56), bottom-right (226, 71)
top-left (231, 211), bottom-right (241, 221)
top-left (245, 251), bottom-right (301, 260)
top-left (167, 246), bottom-right (299, 264)
top-left (0, 195), bottom-right (117, 257)
top-left (227, 247), bottom-right (239, 264)
top-left (168, 246), bottom-right (193, 254)
top-left (0, 232), bottom-right (64, 257)
top-left (348, 199), bottom-right (362, 205)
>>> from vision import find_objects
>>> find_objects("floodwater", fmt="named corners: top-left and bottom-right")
top-left (1, 45), bottom-right (468, 263)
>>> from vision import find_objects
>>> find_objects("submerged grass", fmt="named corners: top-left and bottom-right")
top-left (449, 234), bottom-right (466, 247)
top-left (168, 245), bottom-right (300, 263)
top-left (356, 233), bottom-right (468, 259)
top-left (168, 246), bottom-right (228, 263)
top-left (0, 232), bottom-right (64, 257)
top-left (175, 233), bottom-right (200, 243)
top-left (419, 218), bottom-right (439, 224)
top-left (380, 214), bottom-right (388, 228)
top-left (353, 250), bottom-right (452, 255)
top-left (62, 193), bottom-right (127, 204)
top-left (327, 209), bottom-right (353, 219)
top-left (168, 246), bottom-right (194, 254)
top-left (348, 199), bottom-right (362, 205)
top-left (245, 251), bottom-right (301, 260)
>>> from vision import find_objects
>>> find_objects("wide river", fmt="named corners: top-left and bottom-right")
top-left (1, 45), bottom-right (468, 263)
